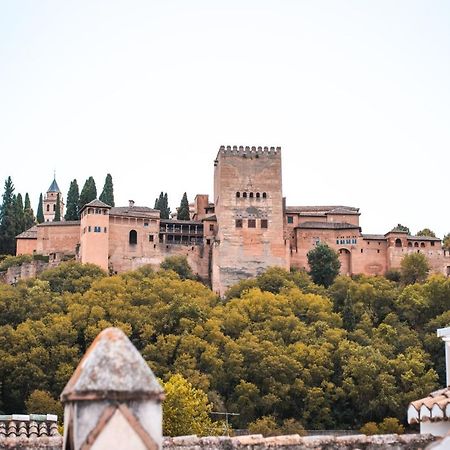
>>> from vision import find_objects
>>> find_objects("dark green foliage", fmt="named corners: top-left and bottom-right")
top-left (443, 233), bottom-right (450, 251)
top-left (154, 192), bottom-right (171, 219)
top-left (14, 193), bottom-right (25, 234)
top-left (307, 243), bottom-right (341, 287)
top-left (36, 193), bottom-right (44, 224)
top-left (0, 177), bottom-right (17, 254)
top-left (23, 193), bottom-right (35, 230)
top-left (99, 173), bottom-right (114, 207)
top-left (177, 192), bottom-right (190, 220)
top-left (78, 177), bottom-right (97, 211)
top-left (416, 228), bottom-right (436, 237)
top-left (393, 224), bottom-right (410, 234)
top-left (160, 255), bottom-right (195, 280)
top-left (385, 269), bottom-right (401, 282)
top-left (54, 193), bottom-right (61, 222)
top-left (65, 180), bottom-right (79, 221)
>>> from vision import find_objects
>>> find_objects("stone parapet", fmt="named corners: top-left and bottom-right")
top-left (163, 433), bottom-right (437, 450)
top-left (218, 145), bottom-right (281, 157)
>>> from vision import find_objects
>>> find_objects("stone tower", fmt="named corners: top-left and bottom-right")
top-left (79, 199), bottom-right (111, 272)
top-left (212, 145), bottom-right (289, 295)
top-left (43, 177), bottom-right (65, 222)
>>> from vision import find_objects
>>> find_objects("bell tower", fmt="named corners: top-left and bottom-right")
top-left (43, 176), bottom-right (65, 222)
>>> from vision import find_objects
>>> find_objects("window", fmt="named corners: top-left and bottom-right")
top-left (248, 219), bottom-right (256, 228)
top-left (431, 241), bottom-right (435, 247)
top-left (144, 222), bottom-right (149, 227)
top-left (249, 192), bottom-right (254, 198)
top-left (149, 235), bottom-right (154, 242)
top-left (287, 216), bottom-right (294, 224)
top-left (256, 192), bottom-right (260, 198)
top-left (420, 242), bottom-right (425, 248)
top-left (261, 219), bottom-right (268, 228)
top-left (53, 204), bottom-right (56, 211)
top-left (235, 219), bottom-right (243, 228)
top-left (94, 226), bottom-right (101, 232)
top-left (129, 229), bottom-right (137, 245)
top-left (414, 242), bottom-right (419, 247)
top-left (209, 224), bottom-right (214, 231)
top-left (336, 239), bottom-right (339, 244)
top-left (243, 192), bottom-right (247, 198)
top-left (236, 192), bottom-right (240, 198)
top-left (395, 238), bottom-right (402, 247)
top-left (262, 192), bottom-right (267, 199)
top-left (47, 204), bottom-right (50, 212)
top-left (361, 249), bottom-right (363, 253)
top-left (88, 226), bottom-right (91, 232)
top-left (206, 239), bottom-right (211, 245)
top-left (104, 227), bottom-right (107, 233)
top-left (408, 242), bottom-right (412, 247)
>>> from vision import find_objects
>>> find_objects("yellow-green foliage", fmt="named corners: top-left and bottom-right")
top-left (0, 262), bottom-right (448, 432)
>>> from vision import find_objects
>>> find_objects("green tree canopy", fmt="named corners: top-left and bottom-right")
top-left (0, 177), bottom-right (17, 254)
top-left (400, 252), bottom-right (430, 285)
top-left (177, 192), bottom-right (190, 220)
top-left (23, 193), bottom-right (35, 230)
top-left (65, 179), bottom-right (80, 221)
top-left (99, 173), bottom-right (114, 207)
top-left (78, 177), bottom-right (97, 211)
top-left (25, 390), bottom-right (63, 422)
top-left (160, 255), bottom-right (195, 280)
top-left (393, 224), bottom-right (410, 234)
top-left (54, 193), bottom-right (61, 222)
top-left (416, 228), bottom-right (436, 237)
top-left (154, 192), bottom-right (171, 219)
top-left (36, 193), bottom-right (44, 224)
top-left (442, 233), bottom-right (450, 251)
top-left (307, 243), bottom-right (341, 287)
top-left (14, 193), bottom-right (25, 235)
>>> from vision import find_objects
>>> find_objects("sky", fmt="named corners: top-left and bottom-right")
top-left (0, 1), bottom-right (449, 237)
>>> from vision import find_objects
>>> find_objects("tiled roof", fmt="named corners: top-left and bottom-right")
top-left (286, 205), bottom-right (359, 215)
top-left (407, 235), bottom-right (441, 242)
top-left (61, 327), bottom-right (164, 402)
top-left (82, 199), bottom-right (112, 209)
top-left (202, 215), bottom-right (217, 222)
top-left (408, 387), bottom-right (450, 424)
top-left (47, 178), bottom-right (61, 193)
top-left (110, 206), bottom-right (160, 219)
top-left (37, 221), bottom-right (80, 227)
top-left (0, 414), bottom-right (61, 447)
top-left (362, 234), bottom-right (387, 240)
top-left (296, 221), bottom-right (360, 230)
top-left (16, 226), bottom-right (38, 239)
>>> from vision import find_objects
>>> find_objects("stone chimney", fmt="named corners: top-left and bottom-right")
top-left (129, 200), bottom-right (135, 207)
top-left (437, 327), bottom-right (450, 387)
top-left (61, 327), bottom-right (164, 450)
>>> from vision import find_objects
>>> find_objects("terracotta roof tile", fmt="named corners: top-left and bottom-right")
top-left (296, 221), bottom-right (360, 230)
top-left (16, 226), bottom-right (38, 239)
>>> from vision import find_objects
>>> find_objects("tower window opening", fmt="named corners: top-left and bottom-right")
top-left (47, 205), bottom-right (50, 212)
top-left (235, 219), bottom-right (243, 228)
top-left (262, 192), bottom-right (267, 198)
top-left (236, 192), bottom-right (240, 198)
top-left (129, 229), bottom-right (137, 245)
top-left (256, 192), bottom-right (260, 198)
top-left (395, 238), bottom-right (402, 247)
top-left (249, 192), bottom-right (254, 198)
top-left (53, 204), bottom-right (56, 211)
top-left (420, 242), bottom-right (425, 248)
top-left (414, 242), bottom-right (419, 248)
top-left (243, 192), bottom-right (247, 198)
top-left (248, 219), bottom-right (256, 228)
top-left (261, 219), bottom-right (268, 228)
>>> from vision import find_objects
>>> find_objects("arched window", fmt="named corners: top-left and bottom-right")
top-left (249, 192), bottom-right (254, 198)
top-left (53, 204), bottom-right (56, 211)
top-left (407, 242), bottom-right (412, 247)
top-left (243, 192), bottom-right (247, 198)
top-left (262, 192), bottom-right (267, 199)
top-left (414, 242), bottom-right (419, 247)
top-left (395, 238), bottom-right (402, 247)
top-left (46, 204), bottom-right (50, 212)
top-left (420, 242), bottom-right (425, 248)
top-left (129, 230), bottom-right (137, 245)
top-left (236, 192), bottom-right (240, 198)
top-left (256, 192), bottom-right (260, 198)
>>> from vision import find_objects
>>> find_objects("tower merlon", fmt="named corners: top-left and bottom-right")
top-left (218, 145), bottom-right (281, 159)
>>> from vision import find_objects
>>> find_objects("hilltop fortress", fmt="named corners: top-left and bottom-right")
top-left (16, 146), bottom-right (450, 295)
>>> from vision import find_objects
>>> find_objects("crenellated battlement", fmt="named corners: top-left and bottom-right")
top-left (217, 145), bottom-right (281, 158)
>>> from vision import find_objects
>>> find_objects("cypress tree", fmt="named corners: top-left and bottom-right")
top-left (79, 177), bottom-right (97, 210)
top-left (162, 193), bottom-right (171, 219)
top-left (36, 193), bottom-right (44, 224)
top-left (177, 192), bottom-right (190, 220)
top-left (14, 193), bottom-right (25, 234)
top-left (0, 177), bottom-right (17, 254)
top-left (99, 173), bottom-right (115, 207)
top-left (54, 193), bottom-right (61, 222)
top-left (65, 179), bottom-right (80, 220)
top-left (23, 193), bottom-right (35, 230)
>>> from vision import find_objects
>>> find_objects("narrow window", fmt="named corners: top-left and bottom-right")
top-left (209, 224), bottom-right (214, 231)
top-left (361, 249), bottom-right (363, 253)
top-left (47, 204), bottom-right (50, 211)
top-left (104, 227), bottom-right (107, 233)
top-left (53, 204), bottom-right (56, 211)
top-left (395, 238), bottom-right (402, 247)
top-left (420, 242), bottom-right (425, 248)
top-left (256, 192), bottom-right (260, 198)
top-left (144, 222), bottom-right (149, 227)
top-left (243, 192), bottom-right (247, 198)
top-left (149, 235), bottom-right (154, 242)
top-left (414, 242), bottom-right (419, 248)
top-left (431, 241), bottom-right (435, 247)
top-left (249, 192), bottom-right (254, 198)
top-left (235, 219), bottom-right (243, 228)
top-left (262, 192), bottom-right (267, 198)
top-left (129, 229), bottom-right (137, 245)
top-left (377, 249), bottom-right (380, 253)
top-left (336, 240), bottom-right (339, 245)
top-left (287, 216), bottom-right (294, 224)
top-left (206, 239), bottom-right (211, 245)
top-left (88, 226), bottom-right (91, 232)
top-left (261, 219), bottom-right (268, 228)
top-left (248, 219), bottom-right (256, 228)
top-left (236, 192), bottom-right (240, 198)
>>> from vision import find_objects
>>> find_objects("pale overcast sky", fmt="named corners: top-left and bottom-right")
top-left (0, 1), bottom-right (449, 237)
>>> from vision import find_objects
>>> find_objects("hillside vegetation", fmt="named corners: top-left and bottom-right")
top-left (0, 261), bottom-right (448, 432)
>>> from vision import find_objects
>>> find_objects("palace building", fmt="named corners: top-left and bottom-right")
top-left (16, 146), bottom-right (450, 295)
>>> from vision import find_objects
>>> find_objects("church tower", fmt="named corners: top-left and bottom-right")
top-left (43, 177), bottom-right (65, 222)
top-left (212, 145), bottom-right (289, 295)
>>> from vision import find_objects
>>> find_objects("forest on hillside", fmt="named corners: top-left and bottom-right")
top-left (0, 260), bottom-right (449, 433)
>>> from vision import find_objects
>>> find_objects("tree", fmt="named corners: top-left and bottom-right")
top-left (400, 252), bottom-right (430, 284)
top-left (160, 256), bottom-right (195, 280)
top-left (23, 193), bottom-right (35, 230)
top-left (307, 243), bottom-right (341, 287)
top-left (154, 192), bottom-right (171, 219)
top-left (0, 177), bottom-right (17, 255)
top-left (442, 233), bottom-right (450, 251)
top-left (99, 173), bottom-right (115, 207)
top-left (162, 374), bottom-right (219, 436)
top-left (14, 193), bottom-right (25, 235)
top-left (54, 193), bottom-right (61, 222)
top-left (65, 179), bottom-right (79, 221)
top-left (393, 224), bottom-right (410, 234)
top-left (78, 177), bottom-right (97, 211)
top-left (248, 415), bottom-right (280, 437)
top-left (177, 192), bottom-right (190, 220)
top-left (36, 193), bottom-right (44, 224)
top-left (25, 390), bottom-right (63, 421)
top-left (416, 228), bottom-right (436, 237)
